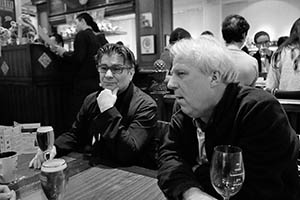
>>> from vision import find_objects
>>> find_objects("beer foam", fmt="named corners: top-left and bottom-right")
top-left (41, 159), bottom-right (67, 173)
top-left (37, 126), bottom-right (53, 133)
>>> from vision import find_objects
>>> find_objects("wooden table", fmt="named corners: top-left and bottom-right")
top-left (10, 153), bottom-right (166, 200)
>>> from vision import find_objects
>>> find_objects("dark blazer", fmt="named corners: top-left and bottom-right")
top-left (158, 83), bottom-right (300, 200)
top-left (55, 82), bottom-right (158, 169)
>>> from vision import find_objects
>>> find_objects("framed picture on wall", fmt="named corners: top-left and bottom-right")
top-left (140, 35), bottom-right (155, 54)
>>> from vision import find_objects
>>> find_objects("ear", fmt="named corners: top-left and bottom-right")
top-left (128, 68), bottom-right (135, 80)
top-left (210, 71), bottom-right (221, 87)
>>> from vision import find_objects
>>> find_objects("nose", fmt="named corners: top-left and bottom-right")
top-left (104, 69), bottom-right (114, 77)
top-left (167, 75), bottom-right (177, 90)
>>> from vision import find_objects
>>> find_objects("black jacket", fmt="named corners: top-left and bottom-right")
top-left (55, 82), bottom-right (158, 169)
top-left (158, 83), bottom-right (300, 200)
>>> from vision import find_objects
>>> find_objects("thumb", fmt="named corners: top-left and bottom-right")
top-left (0, 192), bottom-right (12, 199)
top-left (112, 87), bottom-right (119, 96)
top-left (49, 146), bottom-right (57, 160)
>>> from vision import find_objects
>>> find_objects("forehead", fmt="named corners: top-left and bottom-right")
top-left (256, 35), bottom-right (270, 43)
top-left (100, 53), bottom-right (124, 64)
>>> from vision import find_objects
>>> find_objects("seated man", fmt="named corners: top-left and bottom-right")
top-left (222, 14), bottom-right (258, 86)
top-left (30, 43), bottom-right (158, 169)
top-left (157, 36), bottom-right (300, 200)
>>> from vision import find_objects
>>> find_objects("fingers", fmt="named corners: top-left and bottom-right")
top-left (28, 156), bottom-right (42, 169)
top-left (112, 87), bottom-right (119, 96)
top-left (0, 185), bottom-right (10, 193)
top-left (9, 190), bottom-right (16, 200)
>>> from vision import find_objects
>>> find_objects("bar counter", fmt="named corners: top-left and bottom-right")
top-left (10, 152), bottom-right (165, 200)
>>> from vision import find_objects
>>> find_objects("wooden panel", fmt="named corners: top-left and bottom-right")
top-left (49, 0), bottom-right (65, 16)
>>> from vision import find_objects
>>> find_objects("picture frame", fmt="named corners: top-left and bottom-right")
top-left (140, 35), bottom-right (155, 54)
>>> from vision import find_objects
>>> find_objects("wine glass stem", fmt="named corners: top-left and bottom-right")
top-left (223, 197), bottom-right (230, 200)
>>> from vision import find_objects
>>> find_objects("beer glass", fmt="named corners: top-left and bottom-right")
top-left (36, 126), bottom-right (55, 160)
top-left (40, 158), bottom-right (68, 200)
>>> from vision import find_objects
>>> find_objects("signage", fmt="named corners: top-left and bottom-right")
top-left (0, 0), bottom-right (15, 29)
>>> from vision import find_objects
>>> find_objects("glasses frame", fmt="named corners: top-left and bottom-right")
top-left (96, 64), bottom-right (132, 74)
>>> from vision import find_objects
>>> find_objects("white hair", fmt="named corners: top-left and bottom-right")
top-left (170, 36), bottom-right (238, 84)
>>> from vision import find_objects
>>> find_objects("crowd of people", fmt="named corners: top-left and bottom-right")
top-left (24, 12), bottom-right (300, 200)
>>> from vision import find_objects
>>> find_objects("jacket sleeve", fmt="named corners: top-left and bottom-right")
top-left (54, 95), bottom-right (92, 157)
top-left (157, 115), bottom-right (203, 200)
top-left (91, 98), bottom-right (157, 164)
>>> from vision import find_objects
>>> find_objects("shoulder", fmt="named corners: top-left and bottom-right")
top-left (132, 85), bottom-right (157, 108)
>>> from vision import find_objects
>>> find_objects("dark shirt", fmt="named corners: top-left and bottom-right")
top-left (54, 82), bottom-right (158, 169)
top-left (158, 83), bottom-right (300, 200)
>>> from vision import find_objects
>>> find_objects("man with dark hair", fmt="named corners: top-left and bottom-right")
top-left (222, 14), bottom-right (258, 86)
top-left (253, 31), bottom-right (273, 74)
top-left (30, 44), bottom-right (158, 169)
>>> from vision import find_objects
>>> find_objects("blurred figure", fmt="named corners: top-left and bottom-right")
top-left (277, 36), bottom-right (288, 47)
top-left (157, 36), bottom-right (300, 200)
top-left (266, 18), bottom-right (300, 90)
top-left (160, 27), bottom-right (192, 83)
top-left (222, 14), bottom-right (258, 86)
top-left (253, 31), bottom-right (273, 74)
top-left (201, 30), bottom-right (214, 37)
top-left (53, 13), bottom-right (100, 128)
top-left (30, 44), bottom-right (158, 170)
top-left (0, 185), bottom-right (15, 200)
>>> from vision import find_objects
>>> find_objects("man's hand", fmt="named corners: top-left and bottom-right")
top-left (29, 146), bottom-right (57, 169)
top-left (183, 187), bottom-right (217, 200)
top-left (0, 185), bottom-right (16, 200)
top-left (54, 45), bottom-right (66, 57)
top-left (97, 88), bottom-right (118, 113)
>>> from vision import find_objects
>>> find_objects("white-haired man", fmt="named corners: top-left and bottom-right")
top-left (157, 36), bottom-right (299, 200)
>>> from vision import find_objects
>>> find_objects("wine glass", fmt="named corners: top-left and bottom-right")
top-left (210, 145), bottom-right (245, 200)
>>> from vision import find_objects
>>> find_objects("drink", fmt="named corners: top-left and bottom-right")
top-left (0, 151), bottom-right (17, 183)
top-left (36, 126), bottom-right (55, 159)
top-left (40, 159), bottom-right (68, 200)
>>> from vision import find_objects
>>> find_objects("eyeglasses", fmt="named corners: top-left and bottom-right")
top-left (96, 64), bottom-right (132, 74)
top-left (256, 41), bottom-right (271, 48)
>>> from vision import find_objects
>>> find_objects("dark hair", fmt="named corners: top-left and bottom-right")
top-left (254, 31), bottom-right (270, 43)
top-left (50, 33), bottom-right (64, 46)
top-left (169, 28), bottom-right (191, 45)
top-left (222, 14), bottom-right (250, 43)
top-left (201, 30), bottom-right (214, 36)
top-left (277, 36), bottom-right (288, 47)
top-left (116, 41), bottom-right (124, 45)
top-left (76, 12), bottom-right (100, 33)
top-left (290, 18), bottom-right (300, 37)
top-left (95, 43), bottom-right (136, 69)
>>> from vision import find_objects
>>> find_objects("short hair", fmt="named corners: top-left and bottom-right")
top-left (254, 31), bottom-right (270, 43)
top-left (169, 28), bottom-right (191, 45)
top-left (201, 30), bottom-right (214, 36)
top-left (222, 14), bottom-right (250, 43)
top-left (170, 36), bottom-right (237, 84)
top-left (95, 43), bottom-right (136, 69)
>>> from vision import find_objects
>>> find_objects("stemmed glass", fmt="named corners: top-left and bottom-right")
top-left (36, 126), bottom-right (55, 160)
top-left (210, 145), bottom-right (245, 200)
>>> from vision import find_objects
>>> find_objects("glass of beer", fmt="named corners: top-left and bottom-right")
top-left (36, 126), bottom-right (55, 160)
top-left (40, 158), bottom-right (68, 200)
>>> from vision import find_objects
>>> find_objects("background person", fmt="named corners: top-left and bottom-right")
top-left (53, 13), bottom-right (100, 129)
top-left (253, 31), bottom-right (273, 74)
top-left (222, 14), bottom-right (258, 86)
top-left (157, 36), bottom-right (300, 200)
top-left (266, 18), bottom-right (300, 91)
top-left (30, 43), bottom-right (158, 170)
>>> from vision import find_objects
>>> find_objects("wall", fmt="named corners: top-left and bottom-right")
top-left (223, 0), bottom-right (300, 42)
top-left (173, 0), bottom-right (300, 42)
top-left (173, 0), bottom-right (203, 38)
